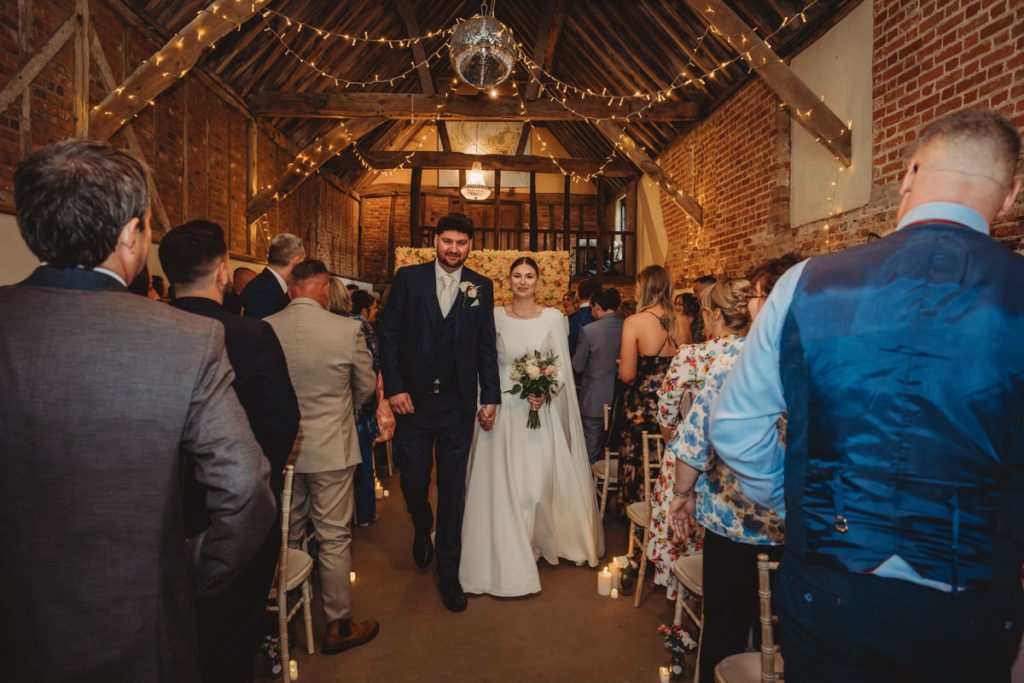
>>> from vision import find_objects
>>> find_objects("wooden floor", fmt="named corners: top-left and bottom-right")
top-left (258, 466), bottom-right (693, 682)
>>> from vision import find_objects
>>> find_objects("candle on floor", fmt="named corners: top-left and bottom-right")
top-left (659, 666), bottom-right (670, 683)
top-left (383, 489), bottom-right (390, 498)
top-left (289, 659), bottom-right (299, 680)
top-left (349, 571), bottom-right (356, 583)
top-left (610, 588), bottom-right (619, 599)
top-left (374, 483), bottom-right (384, 499)
top-left (597, 566), bottom-right (612, 596)
top-left (611, 565), bottom-right (620, 591)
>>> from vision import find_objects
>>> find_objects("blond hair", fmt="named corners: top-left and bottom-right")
top-left (328, 277), bottom-right (352, 315)
top-left (636, 264), bottom-right (676, 335)
top-left (699, 278), bottom-right (751, 335)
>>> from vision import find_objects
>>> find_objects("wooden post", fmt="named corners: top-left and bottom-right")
top-left (18, 0), bottom-right (32, 156)
top-left (356, 198), bottom-right (364, 279)
top-left (387, 195), bottom-right (397, 277)
top-left (73, 0), bottom-right (89, 137)
top-left (596, 178), bottom-right (607, 278)
top-left (562, 174), bottom-right (571, 251)
top-left (529, 172), bottom-right (538, 252)
top-left (493, 169), bottom-right (502, 249)
top-left (409, 166), bottom-right (422, 247)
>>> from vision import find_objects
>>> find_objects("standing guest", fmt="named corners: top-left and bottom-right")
top-left (0, 139), bottom-right (275, 681)
top-left (266, 260), bottom-right (379, 655)
top-left (572, 286), bottom-right (625, 463)
top-left (568, 277), bottom-right (601, 355)
top-left (160, 220), bottom-right (300, 683)
top-left (711, 110), bottom-right (1024, 682)
top-left (619, 298), bottom-right (637, 317)
top-left (690, 275), bottom-right (717, 343)
top-left (328, 276), bottom-right (353, 315)
top-left (242, 233), bottom-right (304, 318)
top-left (610, 265), bottom-right (686, 518)
top-left (223, 266), bottom-right (256, 314)
top-left (674, 293), bottom-right (699, 347)
top-left (378, 213), bottom-right (501, 613)
top-left (128, 264), bottom-right (160, 299)
top-left (561, 289), bottom-right (577, 316)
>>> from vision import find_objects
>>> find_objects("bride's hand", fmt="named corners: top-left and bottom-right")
top-left (478, 404), bottom-right (497, 431)
top-left (527, 394), bottom-right (546, 410)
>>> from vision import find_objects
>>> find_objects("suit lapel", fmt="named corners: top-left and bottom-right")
top-left (421, 263), bottom-right (443, 328)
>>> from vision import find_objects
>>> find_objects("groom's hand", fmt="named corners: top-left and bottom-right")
top-left (478, 404), bottom-right (497, 431)
top-left (389, 392), bottom-right (415, 415)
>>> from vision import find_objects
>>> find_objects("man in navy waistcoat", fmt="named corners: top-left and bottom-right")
top-left (707, 110), bottom-right (1024, 681)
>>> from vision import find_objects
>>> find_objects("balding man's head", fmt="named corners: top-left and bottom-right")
top-left (898, 110), bottom-right (1021, 223)
top-left (288, 259), bottom-right (331, 309)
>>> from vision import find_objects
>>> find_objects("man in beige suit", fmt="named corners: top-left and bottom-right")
top-left (266, 259), bottom-right (379, 655)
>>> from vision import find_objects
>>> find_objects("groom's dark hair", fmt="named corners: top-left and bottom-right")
top-left (434, 213), bottom-right (474, 239)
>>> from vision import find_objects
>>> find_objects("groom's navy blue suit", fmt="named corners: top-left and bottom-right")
top-left (379, 261), bottom-right (501, 581)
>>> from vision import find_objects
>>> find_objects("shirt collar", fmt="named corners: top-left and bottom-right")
top-left (434, 260), bottom-right (463, 282)
top-left (896, 202), bottom-right (989, 234)
top-left (267, 266), bottom-right (288, 293)
top-left (90, 266), bottom-right (127, 286)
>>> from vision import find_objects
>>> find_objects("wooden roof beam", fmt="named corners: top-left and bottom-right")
top-left (247, 117), bottom-right (387, 223)
top-left (90, 0), bottom-right (270, 141)
top-left (248, 92), bottom-right (701, 122)
top-left (524, 0), bottom-right (567, 100)
top-left (595, 120), bottom-right (702, 225)
top-left (682, 0), bottom-right (852, 165)
top-left (335, 150), bottom-right (636, 176)
top-left (0, 12), bottom-right (75, 114)
top-left (395, 0), bottom-right (450, 152)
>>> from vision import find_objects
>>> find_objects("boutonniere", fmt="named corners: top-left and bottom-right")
top-left (459, 281), bottom-right (481, 307)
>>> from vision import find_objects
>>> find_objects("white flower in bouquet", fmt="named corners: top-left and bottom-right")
top-left (526, 365), bottom-right (542, 380)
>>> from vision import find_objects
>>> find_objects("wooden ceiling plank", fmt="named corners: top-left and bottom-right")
top-left (248, 91), bottom-right (701, 122)
top-left (90, 0), bottom-right (271, 141)
top-left (337, 150), bottom-right (635, 176)
top-left (394, 0), bottom-right (451, 152)
top-left (247, 116), bottom-right (388, 222)
top-left (595, 119), bottom-right (702, 225)
top-left (0, 13), bottom-right (75, 114)
top-left (524, 0), bottom-right (567, 100)
top-left (269, 3), bottom-right (352, 94)
top-left (682, 0), bottom-right (852, 165)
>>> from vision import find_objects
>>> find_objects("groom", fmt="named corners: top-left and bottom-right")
top-left (379, 213), bottom-right (501, 612)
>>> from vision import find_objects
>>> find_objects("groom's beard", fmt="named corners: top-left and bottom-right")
top-left (439, 250), bottom-right (468, 269)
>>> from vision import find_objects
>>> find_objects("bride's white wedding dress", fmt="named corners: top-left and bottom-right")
top-left (460, 306), bottom-right (605, 596)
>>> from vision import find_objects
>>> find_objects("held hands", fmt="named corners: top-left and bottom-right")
top-left (478, 404), bottom-right (497, 431)
top-left (374, 400), bottom-right (396, 443)
top-left (668, 495), bottom-right (697, 544)
top-left (389, 392), bottom-right (415, 415)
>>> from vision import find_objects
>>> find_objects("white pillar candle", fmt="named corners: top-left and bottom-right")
top-left (374, 483), bottom-right (384, 499)
top-left (349, 571), bottom-right (356, 583)
top-left (610, 588), bottom-right (619, 599)
top-left (289, 659), bottom-right (299, 680)
top-left (611, 565), bottom-right (620, 591)
top-left (383, 489), bottom-right (390, 498)
top-left (659, 666), bottom-right (670, 683)
top-left (597, 567), bottom-right (612, 596)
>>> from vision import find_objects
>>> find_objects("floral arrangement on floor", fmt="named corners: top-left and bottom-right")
top-left (393, 248), bottom-right (570, 307)
top-left (658, 623), bottom-right (698, 681)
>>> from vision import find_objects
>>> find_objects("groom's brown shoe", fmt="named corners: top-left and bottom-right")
top-left (413, 529), bottom-right (434, 568)
top-left (321, 618), bottom-right (380, 655)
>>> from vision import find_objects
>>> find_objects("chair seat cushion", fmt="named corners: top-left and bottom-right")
top-left (268, 548), bottom-right (315, 599)
top-left (591, 459), bottom-right (619, 481)
top-left (626, 501), bottom-right (648, 525)
top-left (715, 651), bottom-right (784, 683)
top-left (673, 554), bottom-right (703, 595)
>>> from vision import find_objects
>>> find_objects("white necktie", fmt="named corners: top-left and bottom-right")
top-left (439, 274), bottom-right (456, 317)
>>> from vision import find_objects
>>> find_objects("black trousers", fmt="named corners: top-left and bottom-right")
top-left (699, 529), bottom-right (783, 683)
top-left (394, 392), bottom-right (475, 581)
top-left (776, 551), bottom-right (1024, 683)
top-left (194, 517), bottom-right (280, 683)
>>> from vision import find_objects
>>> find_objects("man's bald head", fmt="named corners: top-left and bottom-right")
top-left (898, 110), bottom-right (1021, 223)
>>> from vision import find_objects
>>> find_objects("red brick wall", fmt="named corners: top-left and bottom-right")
top-left (658, 0), bottom-right (1024, 283)
top-left (0, 0), bottom-right (360, 275)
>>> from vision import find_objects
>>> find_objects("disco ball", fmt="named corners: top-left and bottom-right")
top-left (449, 15), bottom-right (516, 89)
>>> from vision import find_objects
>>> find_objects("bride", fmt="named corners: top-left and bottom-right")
top-left (460, 257), bottom-right (605, 596)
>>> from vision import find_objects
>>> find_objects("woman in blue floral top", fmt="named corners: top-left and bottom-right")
top-left (668, 255), bottom-right (800, 683)
top-left (646, 279), bottom-right (751, 599)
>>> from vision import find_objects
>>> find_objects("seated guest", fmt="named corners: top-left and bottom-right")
top-left (568, 277), bottom-right (600, 355)
top-left (0, 139), bottom-right (275, 681)
top-left (690, 275), bottom-right (717, 343)
top-left (160, 220), bottom-right (301, 683)
top-left (667, 259), bottom-right (797, 683)
top-left (242, 233), bottom-right (304, 318)
top-left (223, 266), bottom-right (256, 314)
top-left (710, 110), bottom-right (1024, 682)
top-left (646, 279), bottom-right (751, 602)
top-left (267, 260), bottom-right (380, 655)
top-left (572, 286), bottom-right (624, 462)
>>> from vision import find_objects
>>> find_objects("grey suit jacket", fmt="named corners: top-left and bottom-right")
top-left (0, 266), bottom-right (275, 682)
top-left (266, 298), bottom-right (376, 473)
top-left (572, 312), bottom-right (625, 418)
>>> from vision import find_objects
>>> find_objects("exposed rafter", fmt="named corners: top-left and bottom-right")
top-left (524, 0), bottom-right (567, 100)
top-left (248, 92), bottom-right (701, 122)
top-left (0, 13), bottom-right (75, 114)
top-left (395, 0), bottom-right (451, 152)
top-left (682, 0), bottom-right (852, 165)
top-left (90, 0), bottom-right (270, 141)
top-left (247, 117), bottom-right (387, 223)
top-left (334, 150), bottom-right (636, 176)
top-left (595, 120), bottom-right (703, 225)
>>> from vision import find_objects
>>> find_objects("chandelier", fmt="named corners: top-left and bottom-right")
top-left (449, 3), bottom-right (515, 89)
top-left (461, 161), bottom-right (491, 201)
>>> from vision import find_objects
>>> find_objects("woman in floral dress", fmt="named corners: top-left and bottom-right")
top-left (610, 265), bottom-right (688, 520)
top-left (645, 279), bottom-right (753, 598)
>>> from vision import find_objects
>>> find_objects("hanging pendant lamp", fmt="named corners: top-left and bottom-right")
top-left (461, 161), bottom-right (491, 201)
top-left (449, 2), bottom-right (515, 89)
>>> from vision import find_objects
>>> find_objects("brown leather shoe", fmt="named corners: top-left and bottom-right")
top-left (321, 618), bottom-right (380, 655)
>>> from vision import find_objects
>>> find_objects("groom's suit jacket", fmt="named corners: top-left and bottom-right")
top-left (380, 261), bottom-right (501, 414)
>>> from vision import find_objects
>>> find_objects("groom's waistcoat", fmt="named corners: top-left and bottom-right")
top-left (428, 307), bottom-right (459, 390)
top-left (779, 222), bottom-right (1024, 591)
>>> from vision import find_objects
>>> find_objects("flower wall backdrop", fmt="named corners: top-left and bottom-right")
top-left (394, 248), bottom-right (571, 307)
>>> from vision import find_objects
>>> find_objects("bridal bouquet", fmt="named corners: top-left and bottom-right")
top-left (506, 350), bottom-right (560, 429)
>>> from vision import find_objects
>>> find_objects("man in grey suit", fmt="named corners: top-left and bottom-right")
top-left (0, 139), bottom-right (276, 681)
top-left (266, 259), bottom-right (379, 655)
top-left (572, 287), bottom-right (625, 463)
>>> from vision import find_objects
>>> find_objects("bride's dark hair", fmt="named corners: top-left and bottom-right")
top-left (509, 256), bottom-right (540, 277)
